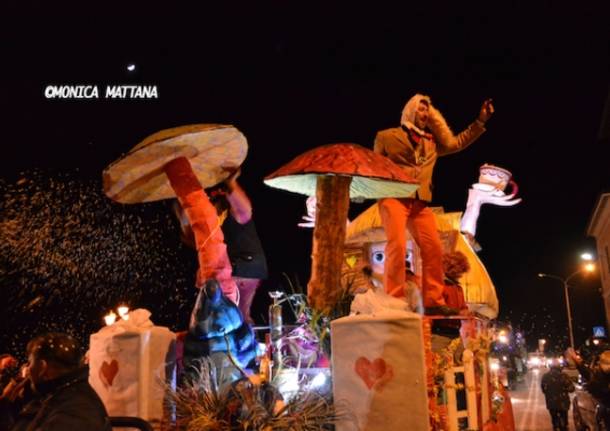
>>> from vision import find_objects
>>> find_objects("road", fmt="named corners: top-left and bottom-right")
top-left (510, 368), bottom-right (575, 431)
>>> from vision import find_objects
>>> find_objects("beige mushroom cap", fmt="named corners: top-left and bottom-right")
top-left (103, 124), bottom-right (247, 203)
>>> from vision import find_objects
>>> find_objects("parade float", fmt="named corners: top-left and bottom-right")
top-left (289, 162), bottom-right (521, 431)
top-left (93, 122), bottom-right (521, 430)
top-left (97, 126), bottom-right (353, 429)
top-left (330, 163), bottom-right (520, 431)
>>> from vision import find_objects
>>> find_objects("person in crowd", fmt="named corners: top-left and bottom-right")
top-left (0, 333), bottom-right (110, 431)
top-left (0, 355), bottom-right (18, 394)
top-left (541, 358), bottom-right (575, 431)
top-left (567, 347), bottom-right (610, 428)
top-left (578, 336), bottom-right (610, 368)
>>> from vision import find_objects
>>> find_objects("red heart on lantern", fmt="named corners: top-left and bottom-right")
top-left (99, 359), bottom-right (119, 387)
top-left (354, 357), bottom-right (393, 392)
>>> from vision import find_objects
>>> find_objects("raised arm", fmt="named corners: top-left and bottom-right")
top-left (224, 169), bottom-right (252, 224)
top-left (434, 99), bottom-right (494, 156)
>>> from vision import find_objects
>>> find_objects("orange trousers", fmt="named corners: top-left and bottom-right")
top-left (164, 157), bottom-right (238, 303)
top-left (378, 198), bottom-right (446, 308)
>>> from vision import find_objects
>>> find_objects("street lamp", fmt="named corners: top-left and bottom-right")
top-left (581, 252), bottom-right (594, 261)
top-left (497, 330), bottom-right (509, 344)
top-left (538, 262), bottom-right (596, 350)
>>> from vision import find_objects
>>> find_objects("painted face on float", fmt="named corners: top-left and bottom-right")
top-left (369, 242), bottom-right (385, 285)
top-left (368, 241), bottom-right (413, 287)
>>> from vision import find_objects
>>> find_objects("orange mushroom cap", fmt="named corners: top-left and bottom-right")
top-left (264, 143), bottom-right (419, 200)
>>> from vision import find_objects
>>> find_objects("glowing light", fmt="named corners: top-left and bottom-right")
top-left (104, 311), bottom-right (117, 326)
top-left (490, 360), bottom-right (500, 372)
top-left (594, 339), bottom-right (600, 345)
top-left (498, 334), bottom-right (509, 344)
top-left (581, 253), bottom-right (594, 261)
top-left (127, 64), bottom-right (136, 72)
top-left (584, 263), bottom-right (596, 273)
top-left (275, 369), bottom-right (299, 401)
top-left (257, 342), bottom-right (267, 356)
top-left (528, 356), bottom-right (542, 367)
top-left (309, 371), bottom-right (327, 389)
top-left (117, 306), bottom-right (130, 320)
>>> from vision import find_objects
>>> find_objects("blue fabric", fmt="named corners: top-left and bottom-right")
top-left (183, 279), bottom-right (257, 373)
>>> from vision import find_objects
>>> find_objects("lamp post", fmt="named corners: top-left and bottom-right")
top-left (538, 261), bottom-right (596, 350)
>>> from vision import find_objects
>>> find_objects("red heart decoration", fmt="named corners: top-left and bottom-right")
top-left (99, 359), bottom-right (119, 387)
top-left (354, 357), bottom-right (393, 392)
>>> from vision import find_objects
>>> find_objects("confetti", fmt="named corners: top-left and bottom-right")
top-left (0, 170), bottom-right (197, 359)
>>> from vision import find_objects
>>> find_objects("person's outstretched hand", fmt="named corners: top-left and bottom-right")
top-left (478, 99), bottom-right (494, 123)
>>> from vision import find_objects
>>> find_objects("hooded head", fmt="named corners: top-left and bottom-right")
top-left (401, 94), bottom-right (455, 145)
top-left (401, 94), bottom-right (432, 133)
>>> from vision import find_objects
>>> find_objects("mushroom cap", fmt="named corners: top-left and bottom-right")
top-left (264, 143), bottom-right (418, 200)
top-left (103, 124), bottom-right (247, 203)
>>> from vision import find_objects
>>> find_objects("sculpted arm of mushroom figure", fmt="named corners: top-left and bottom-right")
top-left (460, 188), bottom-right (521, 240)
top-left (297, 196), bottom-right (351, 228)
top-left (460, 164), bottom-right (521, 244)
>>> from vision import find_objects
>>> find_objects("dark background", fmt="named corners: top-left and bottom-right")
top-left (1, 2), bottom-right (609, 356)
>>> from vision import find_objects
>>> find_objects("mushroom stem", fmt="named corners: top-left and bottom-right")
top-left (164, 157), bottom-right (238, 303)
top-left (307, 175), bottom-right (352, 313)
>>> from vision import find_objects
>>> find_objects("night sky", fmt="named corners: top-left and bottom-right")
top-left (1, 3), bottom-right (609, 356)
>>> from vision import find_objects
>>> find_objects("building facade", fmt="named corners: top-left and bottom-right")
top-left (588, 193), bottom-right (610, 328)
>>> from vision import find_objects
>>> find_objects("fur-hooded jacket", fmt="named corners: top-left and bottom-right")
top-left (374, 94), bottom-right (486, 201)
top-left (400, 93), bottom-right (472, 150)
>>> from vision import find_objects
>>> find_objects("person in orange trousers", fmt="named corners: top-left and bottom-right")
top-left (375, 94), bottom-right (494, 315)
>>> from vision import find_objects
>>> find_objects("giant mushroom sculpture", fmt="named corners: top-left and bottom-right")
top-left (264, 143), bottom-right (418, 314)
top-left (103, 124), bottom-right (247, 302)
